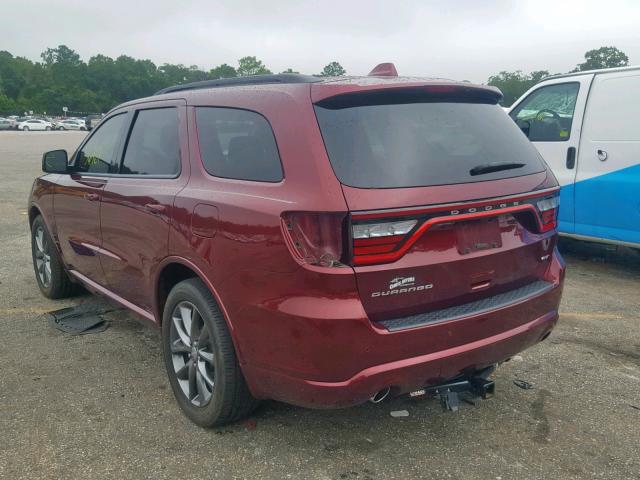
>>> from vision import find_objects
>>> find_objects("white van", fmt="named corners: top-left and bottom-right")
top-left (508, 66), bottom-right (640, 248)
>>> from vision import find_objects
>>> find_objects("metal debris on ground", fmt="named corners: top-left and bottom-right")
top-left (390, 410), bottom-right (410, 417)
top-left (513, 379), bottom-right (535, 390)
top-left (46, 302), bottom-right (119, 335)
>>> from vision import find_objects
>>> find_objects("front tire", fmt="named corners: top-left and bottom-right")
top-left (162, 278), bottom-right (258, 427)
top-left (31, 215), bottom-right (77, 299)
top-left (45, 126), bottom-right (51, 131)
top-left (23, 126), bottom-right (29, 131)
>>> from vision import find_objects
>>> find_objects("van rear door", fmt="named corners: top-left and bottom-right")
top-left (573, 69), bottom-right (640, 245)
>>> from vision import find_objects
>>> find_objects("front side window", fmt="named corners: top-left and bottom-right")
top-left (75, 113), bottom-right (127, 173)
top-left (120, 108), bottom-right (180, 176)
top-left (510, 82), bottom-right (580, 142)
top-left (195, 107), bottom-right (283, 182)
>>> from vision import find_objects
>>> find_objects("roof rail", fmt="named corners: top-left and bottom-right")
top-left (154, 73), bottom-right (322, 95)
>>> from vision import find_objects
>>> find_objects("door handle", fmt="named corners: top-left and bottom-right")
top-left (566, 147), bottom-right (576, 169)
top-left (84, 193), bottom-right (100, 201)
top-left (144, 203), bottom-right (166, 214)
top-left (597, 149), bottom-right (608, 162)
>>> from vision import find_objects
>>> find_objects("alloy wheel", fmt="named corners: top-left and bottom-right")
top-left (170, 301), bottom-right (215, 407)
top-left (34, 226), bottom-right (51, 287)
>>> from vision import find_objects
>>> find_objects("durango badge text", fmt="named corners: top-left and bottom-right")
top-left (371, 277), bottom-right (434, 297)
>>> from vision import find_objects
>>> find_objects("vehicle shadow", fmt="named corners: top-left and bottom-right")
top-left (558, 237), bottom-right (640, 273)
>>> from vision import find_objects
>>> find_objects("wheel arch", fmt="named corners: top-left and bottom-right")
top-left (154, 257), bottom-right (245, 363)
top-left (28, 204), bottom-right (42, 227)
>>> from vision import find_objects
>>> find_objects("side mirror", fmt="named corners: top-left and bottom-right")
top-left (515, 119), bottom-right (531, 138)
top-left (42, 150), bottom-right (69, 173)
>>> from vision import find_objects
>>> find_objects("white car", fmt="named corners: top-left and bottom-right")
top-left (18, 119), bottom-right (53, 131)
top-left (55, 119), bottom-right (87, 131)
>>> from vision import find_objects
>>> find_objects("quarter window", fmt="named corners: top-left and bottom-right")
top-left (195, 107), bottom-right (283, 182)
top-left (75, 113), bottom-right (127, 173)
top-left (120, 108), bottom-right (180, 176)
top-left (510, 82), bottom-right (580, 142)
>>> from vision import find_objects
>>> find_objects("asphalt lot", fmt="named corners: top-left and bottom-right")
top-left (1, 130), bottom-right (639, 480)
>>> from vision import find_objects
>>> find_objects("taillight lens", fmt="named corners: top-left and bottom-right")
top-left (281, 212), bottom-right (347, 267)
top-left (352, 219), bottom-right (417, 239)
top-left (351, 219), bottom-right (418, 261)
top-left (536, 195), bottom-right (560, 232)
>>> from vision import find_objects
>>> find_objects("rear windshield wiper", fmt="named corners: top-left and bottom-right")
top-left (469, 162), bottom-right (526, 176)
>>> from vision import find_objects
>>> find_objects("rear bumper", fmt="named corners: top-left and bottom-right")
top-left (238, 249), bottom-right (565, 408)
top-left (244, 307), bottom-right (558, 408)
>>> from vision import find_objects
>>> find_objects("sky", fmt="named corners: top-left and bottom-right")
top-left (2, 0), bottom-right (639, 83)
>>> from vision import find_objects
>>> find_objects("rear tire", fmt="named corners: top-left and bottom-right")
top-left (31, 215), bottom-right (77, 299)
top-left (162, 278), bottom-right (258, 427)
top-left (45, 126), bottom-right (51, 131)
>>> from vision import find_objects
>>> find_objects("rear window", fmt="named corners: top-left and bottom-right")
top-left (314, 98), bottom-right (545, 188)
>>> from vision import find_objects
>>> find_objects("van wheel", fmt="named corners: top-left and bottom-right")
top-left (31, 215), bottom-right (77, 299)
top-left (162, 278), bottom-right (258, 427)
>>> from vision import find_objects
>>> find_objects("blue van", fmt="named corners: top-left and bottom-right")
top-left (508, 66), bottom-right (640, 248)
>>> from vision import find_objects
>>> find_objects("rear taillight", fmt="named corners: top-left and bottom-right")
top-left (351, 219), bottom-right (417, 257)
top-left (281, 212), bottom-right (347, 267)
top-left (536, 195), bottom-right (560, 232)
top-left (281, 191), bottom-right (559, 268)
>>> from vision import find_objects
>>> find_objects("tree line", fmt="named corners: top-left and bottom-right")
top-left (0, 45), bottom-right (630, 115)
top-left (488, 46), bottom-right (630, 106)
top-left (0, 46), bottom-right (346, 115)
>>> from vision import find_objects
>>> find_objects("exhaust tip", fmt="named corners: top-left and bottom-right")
top-left (369, 387), bottom-right (391, 404)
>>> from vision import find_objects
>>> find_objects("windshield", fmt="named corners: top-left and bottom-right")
top-left (314, 101), bottom-right (545, 188)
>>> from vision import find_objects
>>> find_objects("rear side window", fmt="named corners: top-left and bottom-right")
top-left (195, 107), bottom-right (283, 182)
top-left (121, 108), bottom-right (180, 176)
top-left (75, 113), bottom-right (127, 173)
top-left (315, 99), bottom-right (545, 189)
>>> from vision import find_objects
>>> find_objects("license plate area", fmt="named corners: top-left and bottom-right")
top-left (456, 217), bottom-right (502, 255)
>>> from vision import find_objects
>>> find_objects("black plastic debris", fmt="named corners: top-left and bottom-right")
top-left (47, 302), bottom-right (118, 335)
top-left (513, 379), bottom-right (535, 390)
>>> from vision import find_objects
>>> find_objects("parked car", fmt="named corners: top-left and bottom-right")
top-left (18, 118), bottom-right (52, 131)
top-left (0, 118), bottom-right (15, 130)
top-left (29, 66), bottom-right (565, 427)
top-left (55, 119), bottom-right (87, 131)
top-left (508, 65), bottom-right (640, 248)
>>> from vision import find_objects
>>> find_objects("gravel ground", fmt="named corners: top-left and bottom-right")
top-left (1, 131), bottom-right (639, 480)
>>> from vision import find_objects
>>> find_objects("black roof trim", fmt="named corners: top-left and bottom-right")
top-left (154, 74), bottom-right (322, 95)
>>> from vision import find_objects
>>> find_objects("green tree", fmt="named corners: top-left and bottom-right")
top-left (237, 56), bottom-right (271, 76)
top-left (318, 61), bottom-right (346, 77)
top-left (280, 68), bottom-right (299, 74)
top-left (210, 63), bottom-right (237, 78)
top-left (574, 46), bottom-right (629, 71)
top-left (0, 92), bottom-right (16, 114)
top-left (487, 70), bottom-right (550, 106)
top-left (40, 45), bottom-right (82, 67)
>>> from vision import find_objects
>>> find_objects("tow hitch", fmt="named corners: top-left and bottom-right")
top-left (410, 367), bottom-right (496, 412)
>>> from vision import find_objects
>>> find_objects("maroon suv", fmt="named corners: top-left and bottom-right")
top-left (29, 66), bottom-right (565, 426)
